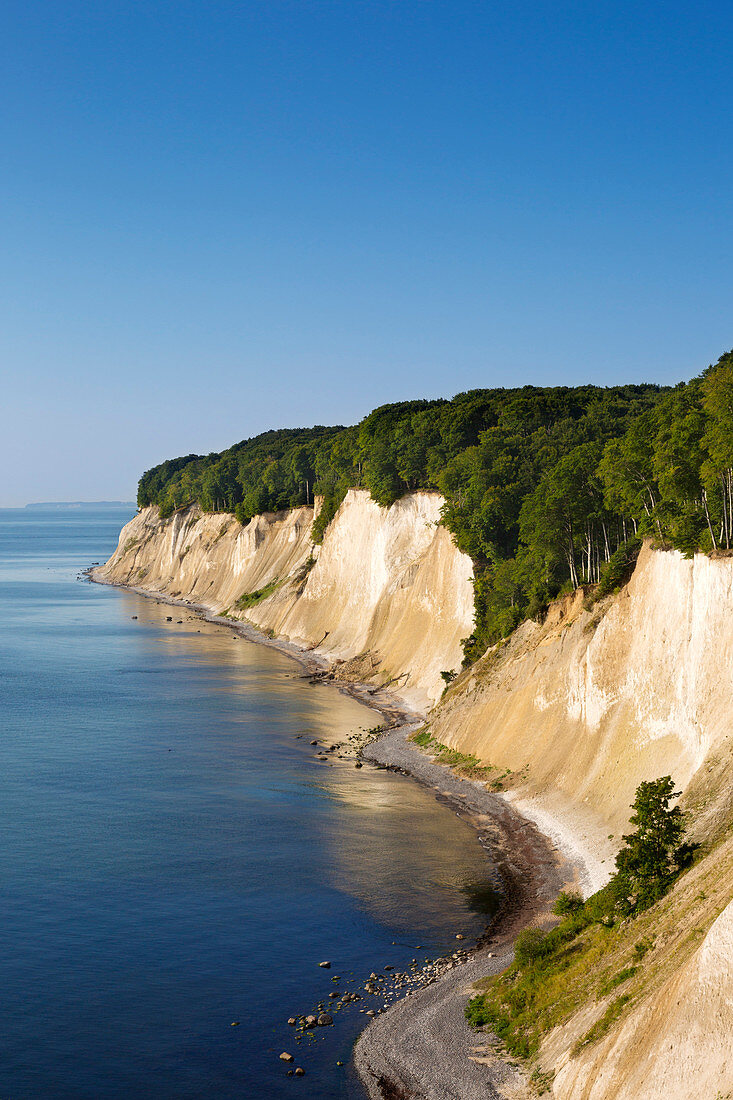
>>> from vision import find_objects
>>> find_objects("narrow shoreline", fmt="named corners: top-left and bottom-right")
top-left (89, 570), bottom-right (587, 1100)
top-left (355, 726), bottom-right (579, 1100)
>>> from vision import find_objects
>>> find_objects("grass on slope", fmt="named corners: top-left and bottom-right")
top-left (235, 578), bottom-right (281, 609)
top-left (410, 727), bottom-right (519, 790)
top-left (466, 832), bottom-right (733, 1084)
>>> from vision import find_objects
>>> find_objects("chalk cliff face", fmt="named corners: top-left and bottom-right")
top-left (422, 541), bottom-right (733, 1100)
top-left (99, 501), bottom-right (733, 1099)
top-left (96, 490), bottom-right (474, 712)
top-left (428, 543), bottom-right (733, 866)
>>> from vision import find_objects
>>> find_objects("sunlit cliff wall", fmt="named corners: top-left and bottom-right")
top-left (95, 489), bottom-right (474, 712)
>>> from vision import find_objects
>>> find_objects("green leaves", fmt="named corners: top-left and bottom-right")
top-left (136, 358), bottom-right (733, 660)
top-left (613, 776), bottom-right (693, 912)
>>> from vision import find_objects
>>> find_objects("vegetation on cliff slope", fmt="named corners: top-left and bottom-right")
top-left (465, 778), bottom-right (698, 1061)
top-left (137, 350), bottom-right (733, 662)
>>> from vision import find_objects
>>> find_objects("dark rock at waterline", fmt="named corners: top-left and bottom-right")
top-left (295, 1067), bottom-right (305, 1076)
top-left (319, 960), bottom-right (331, 968)
top-left (317, 1013), bottom-right (333, 1026)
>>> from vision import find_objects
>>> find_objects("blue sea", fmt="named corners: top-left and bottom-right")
top-left (0, 508), bottom-right (498, 1098)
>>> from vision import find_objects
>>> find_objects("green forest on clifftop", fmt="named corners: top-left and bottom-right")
top-left (138, 351), bottom-right (733, 663)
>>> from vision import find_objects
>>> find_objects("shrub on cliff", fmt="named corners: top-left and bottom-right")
top-left (612, 776), bottom-right (696, 912)
top-left (465, 776), bottom-right (695, 1058)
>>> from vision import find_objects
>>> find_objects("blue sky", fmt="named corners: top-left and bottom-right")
top-left (2, 0), bottom-right (732, 504)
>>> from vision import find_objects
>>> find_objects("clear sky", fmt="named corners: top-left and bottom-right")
top-left (2, 0), bottom-right (732, 505)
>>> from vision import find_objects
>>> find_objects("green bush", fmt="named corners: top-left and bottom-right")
top-left (584, 539), bottom-right (642, 609)
top-left (312, 492), bottom-right (345, 543)
top-left (614, 776), bottom-right (694, 913)
top-left (573, 995), bottom-right (631, 1053)
top-left (465, 775), bottom-right (693, 1060)
top-left (553, 891), bottom-right (584, 916)
top-left (514, 928), bottom-right (548, 967)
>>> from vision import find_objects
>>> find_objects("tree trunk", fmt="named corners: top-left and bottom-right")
top-left (702, 489), bottom-right (717, 549)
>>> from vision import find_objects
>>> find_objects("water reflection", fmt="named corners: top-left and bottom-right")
top-left (0, 511), bottom-right (503, 1100)
top-left (319, 772), bottom-right (500, 933)
top-left (114, 589), bottom-right (499, 938)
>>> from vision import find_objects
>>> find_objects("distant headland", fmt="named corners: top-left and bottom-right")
top-left (24, 502), bottom-right (136, 511)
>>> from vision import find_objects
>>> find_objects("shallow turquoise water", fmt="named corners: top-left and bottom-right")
top-left (0, 508), bottom-right (498, 1098)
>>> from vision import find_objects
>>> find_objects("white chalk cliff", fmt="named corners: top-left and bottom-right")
top-left (96, 490), bottom-right (475, 712)
top-left (98, 500), bottom-right (733, 1099)
top-left (429, 542), bottom-right (733, 854)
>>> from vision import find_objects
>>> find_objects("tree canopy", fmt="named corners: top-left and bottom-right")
top-left (137, 350), bottom-right (733, 664)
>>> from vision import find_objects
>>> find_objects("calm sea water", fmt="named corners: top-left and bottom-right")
top-left (0, 508), bottom-right (498, 1099)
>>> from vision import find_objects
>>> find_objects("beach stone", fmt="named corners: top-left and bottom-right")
top-left (295, 1067), bottom-right (305, 1076)
top-left (317, 1013), bottom-right (333, 1026)
top-left (280, 1052), bottom-right (294, 1062)
top-left (230, 1021), bottom-right (240, 1027)
top-left (287, 1017), bottom-right (297, 1025)
top-left (366, 1009), bottom-right (376, 1016)
top-left (319, 960), bottom-right (330, 968)
top-left (456, 933), bottom-right (464, 939)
